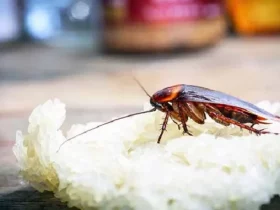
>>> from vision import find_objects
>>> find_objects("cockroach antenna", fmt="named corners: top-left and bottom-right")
top-left (56, 108), bottom-right (156, 153)
top-left (56, 77), bottom-right (156, 153)
top-left (132, 76), bottom-right (152, 98)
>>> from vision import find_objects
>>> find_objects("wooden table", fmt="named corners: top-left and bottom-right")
top-left (1, 38), bottom-right (280, 209)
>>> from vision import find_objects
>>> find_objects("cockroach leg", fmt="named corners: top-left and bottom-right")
top-left (249, 123), bottom-right (255, 133)
top-left (157, 113), bottom-right (169, 144)
top-left (178, 103), bottom-right (192, 136)
top-left (255, 128), bottom-right (277, 136)
top-left (207, 111), bottom-right (279, 136)
top-left (205, 105), bottom-right (230, 126)
top-left (182, 103), bottom-right (205, 124)
top-left (170, 117), bottom-right (181, 130)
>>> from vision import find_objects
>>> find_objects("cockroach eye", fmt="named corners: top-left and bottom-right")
top-left (150, 98), bottom-right (163, 110)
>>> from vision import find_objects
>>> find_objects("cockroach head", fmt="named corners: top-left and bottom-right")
top-left (150, 98), bottom-right (164, 110)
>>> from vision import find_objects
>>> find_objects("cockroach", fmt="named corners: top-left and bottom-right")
top-left (57, 80), bottom-right (280, 152)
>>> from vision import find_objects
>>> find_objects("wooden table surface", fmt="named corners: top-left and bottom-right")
top-left (1, 37), bottom-right (280, 209)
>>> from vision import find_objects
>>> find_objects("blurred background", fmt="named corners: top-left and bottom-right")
top-left (0, 0), bottom-right (280, 197)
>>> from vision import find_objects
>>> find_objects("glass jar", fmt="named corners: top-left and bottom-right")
top-left (0, 0), bottom-right (22, 44)
top-left (102, 0), bottom-right (226, 53)
top-left (24, 0), bottom-right (102, 50)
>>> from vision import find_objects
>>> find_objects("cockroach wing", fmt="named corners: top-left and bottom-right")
top-left (180, 85), bottom-right (280, 122)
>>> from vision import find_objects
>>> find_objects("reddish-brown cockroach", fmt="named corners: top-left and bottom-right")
top-left (57, 80), bottom-right (280, 152)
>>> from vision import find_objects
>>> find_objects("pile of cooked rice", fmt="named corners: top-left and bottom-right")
top-left (13, 99), bottom-right (280, 210)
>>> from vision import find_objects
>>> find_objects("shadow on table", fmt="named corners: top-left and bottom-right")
top-left (0, 186), bottom-right (280, 210)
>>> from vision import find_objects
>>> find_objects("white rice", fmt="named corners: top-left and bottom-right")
top-left (13, 99), bottom-right (280, 210)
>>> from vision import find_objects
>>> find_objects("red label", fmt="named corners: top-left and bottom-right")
top-left (104, 0), bottom-right (224, 24)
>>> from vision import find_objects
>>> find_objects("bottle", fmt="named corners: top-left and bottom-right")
top-left (227, 0), bottom-right (280, 35)
top-left (102, 0), bottom-right (227, 53)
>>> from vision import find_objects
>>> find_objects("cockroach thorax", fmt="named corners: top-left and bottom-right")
top-left (152, 85), bottom-right (184, 103)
